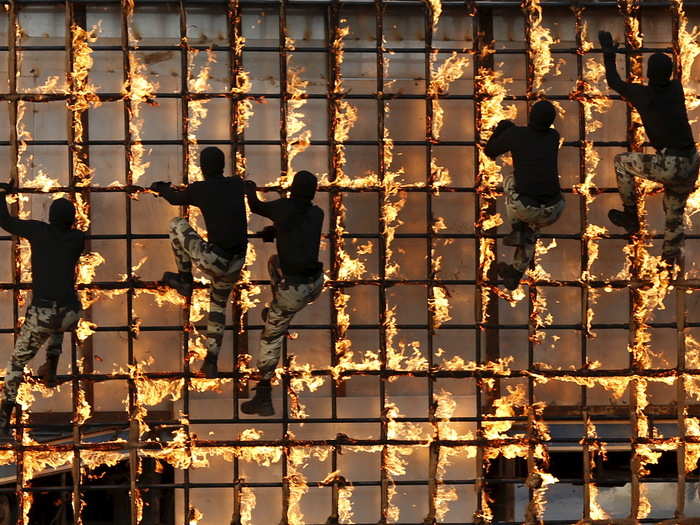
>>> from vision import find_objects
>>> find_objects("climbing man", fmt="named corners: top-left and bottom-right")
top-left (599, 30), bottom-right (699, 268)
top-left (484, 99), bottom-right (565, 290)
top-left (241, 170), bottom-right (324, 416)
top-left (150, 146), bottom-right (247, 379)
top-left (0, 183), bottom-right (85, 438)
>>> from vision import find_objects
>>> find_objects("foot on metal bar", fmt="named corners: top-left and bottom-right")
top-left (0, 401), bottom-right (16, 441)
top-left (162, 271), bottom-right (194, 298)
top-left (200, 354), bottom-right (218, 379)
top-left (241, 380), bottom-right (274, 416)
top-left (608, 208), bottom-right (640, 235)
top-left (37, 354), bottom-right (59, 387)
top-left (496, 262), bottom-right (523, 291)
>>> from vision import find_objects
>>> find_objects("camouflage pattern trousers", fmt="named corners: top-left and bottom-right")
top-left (169, 217), bottom-right (245, 358)
top-left (503, 173), bottom-right (565, 273)
top-left (3, 303), bottom-right (81, 403)
top-left (614, 151), bottom-right (699, 259)
top-left (256, 255), bottom-right (323, 380)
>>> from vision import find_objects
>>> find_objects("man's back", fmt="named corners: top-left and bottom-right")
top-left (27, 222), bottom-right (84, 306)
top-left (252, 198), bottom-right (323, 277)
top-left (485, 124), bottom-right (561, 203)
top-left (162, 177), bottom-right (247, 257)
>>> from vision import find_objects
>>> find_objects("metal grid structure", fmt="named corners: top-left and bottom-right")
top-left (2, 0), bottom-right (700, 524)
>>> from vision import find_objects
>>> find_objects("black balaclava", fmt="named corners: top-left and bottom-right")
top-left (647, 53), bottom-right (673, 87)
top-left (49, 198), bottom-right (76, 230)
top-left (528, 100), bottom-right (556, 131)
top-left (200, 147), bottom-right (225, 179)
top-left (290, 170), bottom-right (317, 202)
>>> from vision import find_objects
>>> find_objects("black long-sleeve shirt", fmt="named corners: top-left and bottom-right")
top-left (159, 177), bottom-right (247, 257)
top-left (247, 192), bottom-right (323, 278)
top-left (0, 194), bottom-right (84, 307)
top-left (602, 51), bottom-right (695, 152)
top-left (484, 123), bottom-right (562, 203)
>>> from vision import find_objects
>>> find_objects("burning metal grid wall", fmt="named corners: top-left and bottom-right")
top-left (4, 0), bottom-right (700, 524)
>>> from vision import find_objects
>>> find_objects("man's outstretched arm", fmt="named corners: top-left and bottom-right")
top-left (598, 30), bottom-right (630, 96)
top-left (0, 182), bottom-right (39, 238)
top-left (150, 181), bottom-right (191, 206)
top-left (243, 180), bottom-right (277, 219)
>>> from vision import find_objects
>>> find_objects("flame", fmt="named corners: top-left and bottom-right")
top-left (429, 286), bottom-right (452, 328)
top-left (523, 0), bottom-right (560, 93)
top-left (186, 49), bottom-right (216, 182)
top-left (121, 10), bottom-right (158, 185)
top-left (69, 23), bottom-right (102, 187)
top-left (428, 52), bottom-right (470, 141)
top-left (282, 58), bottom-right (311, 185)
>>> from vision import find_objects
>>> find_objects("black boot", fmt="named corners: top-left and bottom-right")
top-left (241, 380), bottom-right (274, 416)
top-left (0, 401), bottom-right (16, 440)
top-left (200, 354), bottom-right (218, 379)
top-left (608, 207), bottom-right (640, 235)
top-left (37, 354), bottom-right (59, 387)
top-left (261, 307), bottom-right (269, 323)
top-left (497, 262), bottom-right (524, 291)
top-left (162, 271), bottom-right (193, 297)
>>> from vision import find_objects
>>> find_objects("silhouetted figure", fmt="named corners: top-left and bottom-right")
top-left (0, 186), bottom-right (85, 438)
top-left (599, 30), bottom-right (699, 268)
top-left (485, 100), bottom-right (565, 290)
top-left (241, 171), bottom-right (324, 416)
top-left (150, 147), bottom-right (247, 379)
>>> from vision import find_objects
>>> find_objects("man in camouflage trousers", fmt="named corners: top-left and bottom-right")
top-left (484, 100), bottom-right (565, 290)
top-left (0, 190), bottom-right (85, 439)
top-left (599, 30), bottom-right (699, 267)
top-left (151, 147), bottom-right (247, 378)
top-left (502, 171), bottom-right (565, 281)
top-left (240, 171), bottom-right (324, 416)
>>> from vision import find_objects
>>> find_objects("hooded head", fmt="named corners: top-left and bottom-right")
top-left (290, 170), bottom-right (317, 202)
top-left (528, 100), bottom-right (556, 131)
top-left (200, 147), bottom-right (225, 179)
top-left (49, 198), bottom-right (76, 230)
top-left (647, 53), bottom-right (673, 87)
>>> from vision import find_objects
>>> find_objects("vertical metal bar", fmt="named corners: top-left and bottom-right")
top-left (7, 1), bottom-right (24, 521)
top-left (423, 4), bottom-right (438, 522)
top-left (177, 3), bottom-right (194, 522)
top-left (65, 3), bottom-right (87, 522)
top-left (326, 1), bottom-right (342, 522)
top-left (619, 0), bottom-right (644, 518)
top-left (227, 1), bottom-right (246, 522)
top-left (523, 3), bottom-right (538, 521)
top-left (119, 3), bottom-right (140, 523)
top-left (670, 2), bottom-right (688, 518)
top-left (278, 4), bottom-right (291, 523)
top-left (573, 5), bottom-right (593, 519)
top-left (374, 0), bottom-right (391, 521)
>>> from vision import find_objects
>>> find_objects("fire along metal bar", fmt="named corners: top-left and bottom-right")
top-left (7, 3), bottom-right (27, 522)
top-left (227, 1), bottom-right (246, 522)
top-left (523, 3), bottom-right (540, 522)
top-left (119, 2), bottom-right (142, 523)
top-left (620, 0), bottom-right (645, 518)
top-left (326, 0), bottom-right (343, 521)
top-left (177, 3), bottom-right (197, 521)
top-left (65, 2), bottom-right (89, 520)
top-left (670, 1), bottom-right (690, 518)
top-left (424, 3), bottom-right (438, 522)
top-left (374, 1), bottom-right (392, 521)
top-left (572, 6), bottom-right (593, 520)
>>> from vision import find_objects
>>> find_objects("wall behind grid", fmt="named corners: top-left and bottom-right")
top-left (1, 2), bottom-right (700, 524)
